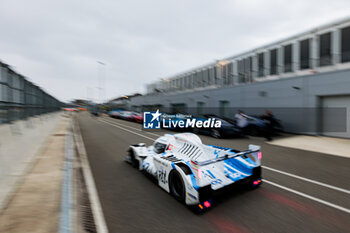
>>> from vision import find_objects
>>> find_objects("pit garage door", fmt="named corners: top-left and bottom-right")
top-left (321, 95), bottom-right (350, 138)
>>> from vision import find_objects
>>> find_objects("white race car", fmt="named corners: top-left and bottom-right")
top-left (126, 133), bottom-right (262, 210)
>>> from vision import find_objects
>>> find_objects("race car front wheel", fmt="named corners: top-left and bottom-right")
top-left (129, 150), bottom-right (139, 169)
top-left (169, 170), bottom-right (185, 202)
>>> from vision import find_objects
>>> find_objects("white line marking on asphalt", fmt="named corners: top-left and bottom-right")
top-left (98, 118), bottom-right (350, 214)
top-left (263, 166), bottom-right (350, 195)
top-left (74, 120), bottom-right (109, 233)
top-left (102, 117), bottom-right (163, 137)
top-left (99, 119), bottom-right (156, 141)
top-left (263, 179), bottom-right (350, 214)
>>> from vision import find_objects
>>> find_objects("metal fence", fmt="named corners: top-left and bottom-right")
top-left (0, 61), bottom-right (62, 124)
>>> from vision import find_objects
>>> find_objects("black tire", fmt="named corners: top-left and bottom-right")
top-left (169, 170), bottom-right (185, 202)
top-left (211, 129), bottom-right (221, 139)
top-left (129, 150), bottom-right (139, 168)
top-left (247, 126), bottom-right (259, 136)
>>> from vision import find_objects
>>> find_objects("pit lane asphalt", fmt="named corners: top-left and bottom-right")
top-left (77, 113), bottom-right (350, 233)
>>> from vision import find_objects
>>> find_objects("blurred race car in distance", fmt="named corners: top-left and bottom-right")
top-left (108, 109), bottom-right (123, 118)
top-left (91, 111), bottom-right (99, 116)
top-left (225, 114), bottom-right (283, 136)
top-left (118, 111), bottom-right (135, 120)
top-left (63, 107), bottom-right (77, 112)
top-left (108, 110), bottom-right (143, 123)
top-left (193, 114), bottom-right (243, 138)
top-left (130, 112), bottom-right (143, 123)
top-left (126, 133), bottom-right (262, 212)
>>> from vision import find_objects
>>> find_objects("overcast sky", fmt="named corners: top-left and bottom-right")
top-left (1, 0), bottom-right (350, 102)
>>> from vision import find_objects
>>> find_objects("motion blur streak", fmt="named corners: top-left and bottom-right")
top-left (263, 179), bottom-right (350, 214)
top-left (206, 213), bottom-right (250, 233)
top-left (261, 189), bottom-right (350, 231)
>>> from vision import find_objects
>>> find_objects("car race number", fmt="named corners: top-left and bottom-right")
top-left (158, 169), bottom-right (167, 184)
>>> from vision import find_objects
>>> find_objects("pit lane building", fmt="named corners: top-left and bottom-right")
top-left (129, 17), bottom-right (350, 138)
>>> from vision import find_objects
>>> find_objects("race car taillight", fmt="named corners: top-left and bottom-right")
top-left (258, 151), bottom-right (262, 160)
top-left (197, 200), bottom-right (213, 212)
top-left (253, 179), bottom-right (262, 186)
top-left (203, 201), bottom-right (211, 208)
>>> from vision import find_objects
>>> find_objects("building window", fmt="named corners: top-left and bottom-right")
top-left (181, 77), bottom-right (185, 90)
top-left (203, 69), bottom-right (209, 86)
top-left (237, 60), bottom-right (244, 83)
top-left (209, 67), bottom-right (215, 85)
top-left (197, 102), bottom-right (205, 116)
top-left (319, 32), bottom-right (332, 66)
top-left (258, 53), bottom-right (264, 77)
top-left (194, 73), bottom-right (199, 88)
top-left (341, 26), bottom-right (350, 63)
top-left (222, 65), bottom-right (227, 85)
top-left (219, 101), bottom-right (229, 118)
top-left (214, 66), bottom-right (219, 85)
top-left (195, 72), bottom-right (199, 88)
top-left (300, 39), bottom-right (310, 69)
top-left (189, 75), bottom-right (193, 89)
top-left (284, 44), bottom-right (292, 72)
top-left (227, 62), bottom-right (233, 85)
top-left (270, 49), bottom-right (277, 75)
top-left (244, 57), bottom-right (252, 82)
top-left (199, 71), bottom-right (204, 87)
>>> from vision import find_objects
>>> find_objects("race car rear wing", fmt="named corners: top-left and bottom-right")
top-left (192, 144), bottom-right (261, 167)
top-left (189, 144), bottom-right (261, 187)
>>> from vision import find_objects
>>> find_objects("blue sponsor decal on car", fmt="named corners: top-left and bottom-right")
top-left (187, 192), bottom-right (197, 200)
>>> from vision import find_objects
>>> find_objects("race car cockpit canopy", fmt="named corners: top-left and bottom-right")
top-left (153, 142), bottom-right (167, 154)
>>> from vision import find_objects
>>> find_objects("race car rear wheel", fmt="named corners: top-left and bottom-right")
top-left (169, 170), bottom-right (185, 202)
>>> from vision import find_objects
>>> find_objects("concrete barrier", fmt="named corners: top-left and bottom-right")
top-left (0, 111), bottom-right (64, 211)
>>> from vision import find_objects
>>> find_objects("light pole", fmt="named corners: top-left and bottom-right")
top-left (97, 61), bottom-right (106, 104)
